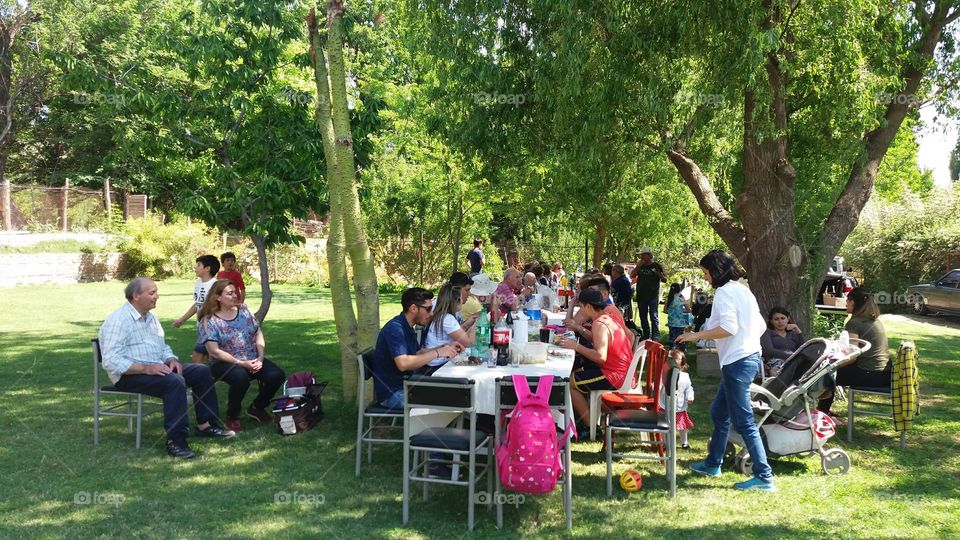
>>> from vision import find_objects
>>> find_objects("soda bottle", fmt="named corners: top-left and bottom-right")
top-left (476, 308), bottom-right (492, 366)
top-left (493, 316), bottom-right (511, 366)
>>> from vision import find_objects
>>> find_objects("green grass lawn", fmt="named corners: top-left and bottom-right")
top-left (1, 281), bottom-right (958, 538)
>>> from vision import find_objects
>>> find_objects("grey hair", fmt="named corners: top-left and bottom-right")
top-left (124, 277), bottom-right (150, 301)
top-left (504, 268), bottom-right (520, 279)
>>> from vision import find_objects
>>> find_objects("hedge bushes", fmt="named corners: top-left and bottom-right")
top-left (841, 184), bottom-right (960, 302)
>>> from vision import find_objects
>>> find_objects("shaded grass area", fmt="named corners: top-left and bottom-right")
top-left (0, 281), bottom-right (958, 538)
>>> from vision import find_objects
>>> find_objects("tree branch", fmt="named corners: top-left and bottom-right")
top-left (666, 148), bottom-right (748, 260)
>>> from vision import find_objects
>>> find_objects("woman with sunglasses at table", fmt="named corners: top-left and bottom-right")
top-left (420, 283), bottom-right (478, 374)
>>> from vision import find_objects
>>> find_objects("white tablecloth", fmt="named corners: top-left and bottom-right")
top-left (408, 349), bottom-right (575, 434)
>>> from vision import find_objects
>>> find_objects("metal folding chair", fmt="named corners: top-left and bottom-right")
top-left (605, 357), bottom-right (680, 498)
top-left (91, 338), bottom-right (160, 449)
top-left (494, 375), bottom-right (573, 530)
top-left (402, 375), bottom-right (492, 531)
top-left (355, 349), bottom-right (404, 477)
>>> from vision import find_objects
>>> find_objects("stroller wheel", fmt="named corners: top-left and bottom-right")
top-left (735, 450), bottom-right (754, 476)
top-left (821, 448), bottom-right (851, 475)
top-left (723, 441), bottom-right (737, 464)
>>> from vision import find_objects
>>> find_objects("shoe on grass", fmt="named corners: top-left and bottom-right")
top-left (690, 461), bottom-right (722, 477)
top-left (196, 424), bottom-right (236, 438)
top-left (166, 439), bottom-right (196, 459)
top-left (734, 476), bottom-right (777, 492)
top-left (225, 417), bottom-right (243, 433)
top-left (681, 444), bottom-right (691, 450)
top-left (246, 404), bottom-right (273, 423)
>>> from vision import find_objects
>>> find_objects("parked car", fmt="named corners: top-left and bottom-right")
top-left (817, 256), bottom-right (859, 309)
top-left (907, 269), bottom-right (960, 316)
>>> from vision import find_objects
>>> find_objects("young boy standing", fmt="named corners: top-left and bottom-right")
top-left (216, 251), bottom-right (245, 303)
top-left (173, 254), bottom-right (221, 362)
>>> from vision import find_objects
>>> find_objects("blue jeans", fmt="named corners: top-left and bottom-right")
top-left (704, 353), bottom-right (773, 481)
top-left (636, 297), bottom-right (660, 340)
top-left (668, 327), bottom-right (685, 350)
top-left (380, 389), bottom-right (404, 409)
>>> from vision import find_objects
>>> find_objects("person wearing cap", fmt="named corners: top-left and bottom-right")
top-left (467, 272), bottom-right (499, 319)
top-left (631, 247), bottom-right (667, 341)
top-left (559, 288), bottom-right (634, 436)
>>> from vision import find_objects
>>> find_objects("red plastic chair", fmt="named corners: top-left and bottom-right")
top-left (600, 340), bottom-right (667, 413)
top-left (600, 340), bottom-right (668, 454)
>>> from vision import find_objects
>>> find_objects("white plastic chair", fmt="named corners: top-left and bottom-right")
top-left (587, 331), bottom-right (646, 441)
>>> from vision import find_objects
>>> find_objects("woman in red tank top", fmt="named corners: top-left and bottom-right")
top-left (560, 288), bottom-right (634, 431)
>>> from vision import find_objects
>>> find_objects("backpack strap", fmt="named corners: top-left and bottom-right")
top-left (534, 375), bottom-right (555, 402)
top-left (511, 374), bottom-right (532, 402)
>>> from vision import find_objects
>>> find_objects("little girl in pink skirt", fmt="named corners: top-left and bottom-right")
top-left (662, 349), bottom-right (695, 448)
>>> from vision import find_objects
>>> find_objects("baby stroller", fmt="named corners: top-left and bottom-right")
top-left (726, 337), bottom-right (870, 476)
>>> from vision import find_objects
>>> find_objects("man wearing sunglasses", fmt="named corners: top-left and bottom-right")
top-left (371, 287), bottom-right (461, 409)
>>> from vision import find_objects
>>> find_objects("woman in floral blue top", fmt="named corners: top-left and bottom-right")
top-left (198, 280), bottom-right (286, 433)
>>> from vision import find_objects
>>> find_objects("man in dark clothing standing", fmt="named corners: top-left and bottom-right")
top-left (466, 239), bottom-right (485, 276)
top-left (610, 264), bottom-right (633, 321)
top-left (630, 247), bottom-right (667, 341)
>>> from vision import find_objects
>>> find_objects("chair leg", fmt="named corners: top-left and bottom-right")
top-left (421, 451), bottom-right (428, 501)
top-left (127, 398), bottom-right (134, 433)
top-left (606, 425), bottom-right (614, 497)
top-left (135, 395), bottom-right (143, 449)
top-left (367, 418), bottom-right (374, 464)
top-left (565, 440), bottom-right (573, 530)
top-left (668, 429), bottom-right (677, 499)
top-left (355, 422), bottom-right (363, 478)
top-left (847, 388), bottom-right (855, 443)
top-left (93, 393), bottom-right (100, 447)
top-left (402, 444), bottom-right (410, 525)
top-left (467, 450), bottom-right (476, 531)
top-left (589, 392), bottom-right (600, 442)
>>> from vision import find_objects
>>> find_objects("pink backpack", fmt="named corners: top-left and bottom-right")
top-left (496, 375), bottom-right (574, 494)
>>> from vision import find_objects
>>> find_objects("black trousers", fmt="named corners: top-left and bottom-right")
top-left (209, 358), bottom-right (286, 418)
top-left (114, 363), bottom-right (220, 444)
top-left (818, 364), bottom-right (891, 413)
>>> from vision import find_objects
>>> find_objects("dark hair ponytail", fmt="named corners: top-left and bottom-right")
top-left (699, 249), bottom-right (745, 289)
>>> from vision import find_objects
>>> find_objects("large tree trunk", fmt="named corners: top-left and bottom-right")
top-left (592, 219), bottom-right (606, 268)
top-left (668, 1), bottom-right (956, 334)
top-left (251, 234), bottom-right (273, 324)
top-left (325, 2), bottom-right (379, 351)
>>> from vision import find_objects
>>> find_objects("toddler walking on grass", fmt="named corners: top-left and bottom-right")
top-left (661, 349), bottom-right (695, 449)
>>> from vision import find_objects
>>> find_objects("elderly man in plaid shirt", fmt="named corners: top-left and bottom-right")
top-left (99, 277), bottom-right (235, 459)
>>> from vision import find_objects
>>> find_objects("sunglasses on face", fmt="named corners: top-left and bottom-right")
top-left (417, 304), bottom-right (434, 313)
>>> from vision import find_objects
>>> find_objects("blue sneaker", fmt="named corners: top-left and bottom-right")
top-left (734, 476), bottom-right (777, 492)
top-left (690, 461), bottom-right (722, 477)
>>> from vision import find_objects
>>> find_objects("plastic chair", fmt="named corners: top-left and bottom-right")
top-left (605, 357), bottom-right (680, 498)
top-left (402, 375), bottom-right (492, 531)
top-left (494, 376), bottom-right (573, 530)
top-left (600, 339), bottom-right (667, 414)
top-left (91, 338), bottom-right (161, 449)
top-left (587, 330), bottom-right (646, 440)
top-left (355, 348), bottom-right (404, 477)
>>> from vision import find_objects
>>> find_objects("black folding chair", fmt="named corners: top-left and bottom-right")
top-left (605, 357), bottom-right (680, 498)
top-left (402, 375), bottom-right (492, 531)
top-left (91, 338), bottom-right (161, 449)
top-left (494, 375), bottom-right (573, 530)
top-left (355, 349), bottom-right (403, 477)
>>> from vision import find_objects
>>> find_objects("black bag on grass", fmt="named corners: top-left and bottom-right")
top-left (271, 372), bottom-right (327, 435)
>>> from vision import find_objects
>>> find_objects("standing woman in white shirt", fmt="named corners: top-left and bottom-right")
top-left (676, 250), bottom-right (775, 491)
top-left (421, 283), bottom-right (476, 374)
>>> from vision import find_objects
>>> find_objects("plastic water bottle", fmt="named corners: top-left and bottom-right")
top-left (525, 296), bottom-right (541, 338)
top-left (476, 308), bottom-right (492, 366)
top-left (839, 330), bottom-right (850, 353)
